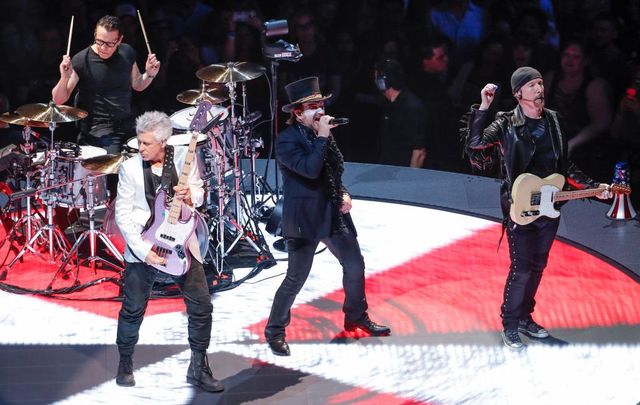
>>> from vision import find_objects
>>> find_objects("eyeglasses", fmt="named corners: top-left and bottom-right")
top-left (94, 38), bottom-right (119, 48)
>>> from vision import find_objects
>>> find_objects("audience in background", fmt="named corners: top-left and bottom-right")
top-left (0, 0), bottom-right (637, 186)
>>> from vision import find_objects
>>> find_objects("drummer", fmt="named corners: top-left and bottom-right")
top-left (52, 15), bottom-right (160, 154)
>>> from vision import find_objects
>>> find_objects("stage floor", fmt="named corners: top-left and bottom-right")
top-left (0, 199), bottom-right (639, 404)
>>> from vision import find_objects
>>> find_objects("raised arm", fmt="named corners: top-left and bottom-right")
top-left (52, 55), bottom-right (79, 105)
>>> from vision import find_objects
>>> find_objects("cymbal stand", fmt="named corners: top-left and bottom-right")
top-left (0, 170), bottom-right (44, 280)
top-left (5, 124), bottom-right (71, 268)
top-left (206, 80), bottom-right (273, 276)
top-left (49, 174), bottom-right (123, 289)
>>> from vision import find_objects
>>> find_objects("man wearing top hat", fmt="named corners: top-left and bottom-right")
top-left (264, 77), bottom-right (391, 356)
top-left (463, 67), bottom-right (611, 351)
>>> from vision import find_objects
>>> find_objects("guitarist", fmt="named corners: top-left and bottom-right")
top-left (463, 67), bottom-right (611, 350)
top-left (113, 111), bottom-right (223, 392)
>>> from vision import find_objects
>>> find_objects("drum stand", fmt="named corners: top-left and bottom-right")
top-left (49, 175), bottom-right (124, 288)
top-left (0, 170), bottom-right (45, 279)
top-left (4, 148), bottom-right (71, 269)
top-left (205, 80), bottom-right (273, 276)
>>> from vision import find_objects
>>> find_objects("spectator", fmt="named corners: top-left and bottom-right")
top-left (374, 59), bottom-right (427, 168)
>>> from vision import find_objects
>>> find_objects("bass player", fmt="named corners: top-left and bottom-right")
top-left (114, 111), bottom-right (223, 392)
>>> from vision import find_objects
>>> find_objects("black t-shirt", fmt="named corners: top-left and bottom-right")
top-left (378, 90), bottom-right (428, 167)
top-left (72, 43), bottom-right (137, 137)
top-left (525, 117), bottom-right (556, 178)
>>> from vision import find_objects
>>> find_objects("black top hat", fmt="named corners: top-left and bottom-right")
top-left (282, 77), bottom-right (332, 113)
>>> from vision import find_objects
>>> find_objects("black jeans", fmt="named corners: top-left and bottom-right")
top-left (116, 258), bottom-right (213, 356)
top-left (265, 230), bottom-right (368, 342)
top-left (501, 216), bottom-right (560, 330)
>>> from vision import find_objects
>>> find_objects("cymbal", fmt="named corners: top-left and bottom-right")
top-left (196, 62), bottom-right (265, 83)
top-left (0, 112), bottom-right (49, 128)
top-left (81, 154), bottom-right (125, 174)
top-left (176, 88), bottom-right (228, 105)
top-left (16, 102), bottom-right (88, 123)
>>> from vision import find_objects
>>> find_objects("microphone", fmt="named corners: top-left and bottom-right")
top-left (201, 111), bottom-right (226, 134)
top-left (329, 118), bottom-right (349, 126)
top-left (241, 110), bottom-right (262, 126)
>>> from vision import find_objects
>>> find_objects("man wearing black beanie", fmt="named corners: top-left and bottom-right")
top-left (462, 67), bottom-right (611, 350)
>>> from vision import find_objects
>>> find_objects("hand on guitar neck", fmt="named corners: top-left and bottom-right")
top-left (173, 184), bottom-right (193, 207)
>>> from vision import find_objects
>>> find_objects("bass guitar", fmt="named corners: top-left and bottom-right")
top-left (141, 101), bottom-right (213, 276)
top-left (510, 173), bottom-right (630, 225)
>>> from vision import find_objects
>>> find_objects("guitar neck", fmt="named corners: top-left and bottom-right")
top-left (167, 137), bottom-right (197, 222)
top-left (553, 188), bottom-right (601, 202)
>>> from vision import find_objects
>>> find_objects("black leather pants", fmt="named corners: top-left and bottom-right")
top-left (501, 216), bottom-right (560, 330)
top-left (116, 258), bottom-right (213, 355)
top-left (265, 230), bottom-right (369, 342)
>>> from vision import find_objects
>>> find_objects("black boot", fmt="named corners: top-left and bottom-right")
top-left (116, 354), bottom-right (135, 387)
top-left (186, 351), bottom-right (224, 392)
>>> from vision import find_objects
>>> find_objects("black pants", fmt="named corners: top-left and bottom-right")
top-left (116, 257), bottom-right (213, 355)
top-left (264, 230), bottom-right (368, 342)
top-left (501, 216), bottom-right (560, 330)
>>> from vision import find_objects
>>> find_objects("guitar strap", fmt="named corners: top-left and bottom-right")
top-left (142, 145), bottom-right (178, 230)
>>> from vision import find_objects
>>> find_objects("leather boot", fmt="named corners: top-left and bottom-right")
top-left (115, 354), bottom-right (135, 387)
top-left (186, 351), bottom-right (224, 392)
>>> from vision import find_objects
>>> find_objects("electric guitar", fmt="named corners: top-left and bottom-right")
top-left (141, 101), bottom-right (212, 276)
top-left (510, 173), bottom-right (631, 225)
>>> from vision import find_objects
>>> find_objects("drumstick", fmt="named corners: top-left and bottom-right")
top-left (137, 9), bottom-right (152, 54)
top-left (66, 15), bottom-right (74, 56)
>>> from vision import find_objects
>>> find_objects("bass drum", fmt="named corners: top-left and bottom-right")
top-left (101, 203), bottom-right (209, 259)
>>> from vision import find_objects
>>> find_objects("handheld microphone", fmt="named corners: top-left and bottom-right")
top-left (328, 118), bottom-right (349, 126)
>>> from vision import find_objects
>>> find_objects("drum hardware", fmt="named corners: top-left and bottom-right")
top-left (81, 153), bottom-right (126, 174)
top-left (196, 61), bottom-right (266, 84)
top-left (0, 112), bottom-right (49, 128)
top-left (4, 159), bottom-right (73, 269)
top-left (198, 66), bottom-right (273, 277)
top-left (49, 174), bottom-right (124, 289)
top-left (176, 81), bottom-right (228, 105)
top-left (2, 102), bottom-right (87, 268)
top-left (0, 171), bottom-right (45, 280)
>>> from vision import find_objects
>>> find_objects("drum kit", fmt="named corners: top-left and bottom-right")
top-left (0, 60), bottom-right (275, 288)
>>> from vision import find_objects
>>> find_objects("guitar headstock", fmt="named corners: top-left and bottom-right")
top-left (189, 101), bottom-right (213, 133)
top-left (611, 183), bottom-right (632, 195)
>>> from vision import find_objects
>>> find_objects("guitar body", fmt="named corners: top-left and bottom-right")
top-left (510, 173), bottom-right (565, 225)
top-left (142, 189), bottom-right (197, 276)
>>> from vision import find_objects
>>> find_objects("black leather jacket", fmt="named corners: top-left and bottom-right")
top-left (465, 104), bottom-right (598, 216)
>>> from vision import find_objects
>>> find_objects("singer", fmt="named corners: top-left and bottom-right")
top-left (264, 77), bottom-right (390, 356)
top-left (462, 66), bottom-right (610, 351)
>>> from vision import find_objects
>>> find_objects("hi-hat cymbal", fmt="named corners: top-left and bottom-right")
top-left (0, 112), bottom-right (49, 128)
top-left (81, 154), bottom-right (125, 174)
top-left (196, 62), bottom-right (265, 83)
top-left (176, 88), bottom-right (228, 105)
top-left (16, 102), bottom-right (88, 123)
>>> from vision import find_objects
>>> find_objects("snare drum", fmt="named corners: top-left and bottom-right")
top-left (126, 133), bottom-right (214, 179)
top-left (170, 105), bottom-right (229, 132)
top-left (51, 145), bottom-right (109, 208)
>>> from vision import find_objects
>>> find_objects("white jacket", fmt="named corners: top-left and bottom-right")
top-left (115, 146), bottom-right (204, 263)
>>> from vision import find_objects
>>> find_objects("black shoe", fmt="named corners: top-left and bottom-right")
top-left (518, 319), bottom-right (549, 338)
top-left (268, 338), bottom-right (291, 356)
top-left (344, 317), bottom-right (391, 336)
top-left (116, 354), bottom-right (135, 387)
top-left (501, 329), bottom-right (526, 351)
top-left (186, 351), bottom-right (224, 392)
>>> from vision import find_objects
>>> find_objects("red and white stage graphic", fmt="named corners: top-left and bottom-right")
top-left (1, 200), bottom-right (639, 404)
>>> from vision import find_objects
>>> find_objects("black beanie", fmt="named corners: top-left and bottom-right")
top-left (510, 66), bottom-right (542, 93)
